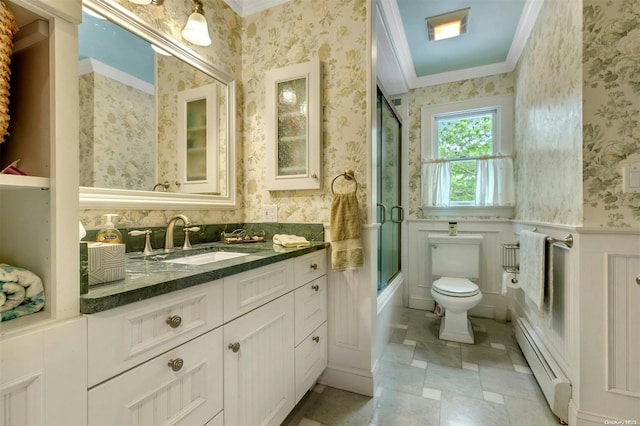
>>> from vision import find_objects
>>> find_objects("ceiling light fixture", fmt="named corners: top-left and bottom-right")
top-left (426, 8), bottom-right (469, 41)
top-left (181, 0), bottom-right (212, 46)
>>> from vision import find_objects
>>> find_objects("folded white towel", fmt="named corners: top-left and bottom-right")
top-left (273, 234), bottom-right (311, 248)
top-left (519, 231), bottom-right (547, 309)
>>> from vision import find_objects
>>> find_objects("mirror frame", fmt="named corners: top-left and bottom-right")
top-left (79, 0), bottom-right (237, 209)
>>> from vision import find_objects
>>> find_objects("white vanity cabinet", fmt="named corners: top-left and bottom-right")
top-left (86, 250), bottom-right (328, 426)
top-left (222, 251), bottom-right (327, 425)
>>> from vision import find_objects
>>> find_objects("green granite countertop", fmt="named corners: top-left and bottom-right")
top-left (80, 241), bottom-right (328, 314)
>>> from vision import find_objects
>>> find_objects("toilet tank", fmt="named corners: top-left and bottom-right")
top-left (429, 234), bottom-right (483, 280)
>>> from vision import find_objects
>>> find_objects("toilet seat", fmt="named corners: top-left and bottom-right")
top-left (433, 277), bottom-right (479, 297)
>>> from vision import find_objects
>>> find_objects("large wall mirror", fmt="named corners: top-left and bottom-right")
top-left (79, 0), bottom-right (236, 209)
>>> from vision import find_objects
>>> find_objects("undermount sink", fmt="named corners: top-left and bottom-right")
top-left (162, 251), bottom-right (249, 265)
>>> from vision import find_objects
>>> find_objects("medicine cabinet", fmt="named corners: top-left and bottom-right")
top-left (177, 83), bottom-right (219, 194)
top-left (265, 58), bottom-right (321, 191)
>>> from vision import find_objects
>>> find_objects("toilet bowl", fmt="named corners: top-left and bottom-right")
top-left (431, 277), bottom-right (482, 344)
top-left (428, 234), bottom-right (483, 344)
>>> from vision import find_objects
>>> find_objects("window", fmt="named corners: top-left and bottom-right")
top-left (421, 94), bottom-right (514, 212)
top-left (437, 110), bottom-right (495, 204)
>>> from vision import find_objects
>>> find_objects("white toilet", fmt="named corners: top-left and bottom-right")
top-left (429, 234), bottom-right (483, 344)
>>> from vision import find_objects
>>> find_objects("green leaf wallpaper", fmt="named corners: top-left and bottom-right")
top-left (583, 0), bottom-right (640, 228)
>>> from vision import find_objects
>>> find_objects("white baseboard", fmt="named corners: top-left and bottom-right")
top-left (568, 399), bottom-right (635, 426)
top-left (318, 364), bottom-right (374, 397)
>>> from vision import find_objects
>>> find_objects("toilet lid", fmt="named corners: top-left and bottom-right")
top-left (433, 277), bottom-right (479, 297)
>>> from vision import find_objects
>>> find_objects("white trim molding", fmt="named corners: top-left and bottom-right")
top-left (378, 0), bottom-right (544, 89)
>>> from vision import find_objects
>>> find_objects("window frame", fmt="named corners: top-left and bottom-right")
top-left (421, 94), bottom-right (514, 216)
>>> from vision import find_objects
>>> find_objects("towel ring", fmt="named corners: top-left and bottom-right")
top-left (331, 170), bottom-right (358, 195)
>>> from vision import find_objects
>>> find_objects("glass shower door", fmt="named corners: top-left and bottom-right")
top-left (377, 89), bottom-right (402, 292)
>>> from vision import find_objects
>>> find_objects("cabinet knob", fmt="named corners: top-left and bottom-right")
top-left (228, 342), bottom-right (241, 353)
top-left (166, 315), bottom-right (182, 328)
top-left (636, 274), bottom-right (640, 285)
top-left (310, 263), bottom-right (318, 270)
top-left (312, 284), bottom-right (320, 291)
top-left (168, 358), bottom-right (184, 372)
top-left (312, 336), bottom-right (320, 343)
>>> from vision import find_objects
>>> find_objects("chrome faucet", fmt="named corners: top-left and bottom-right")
top-left (164, 214), bottom-right (192, 251)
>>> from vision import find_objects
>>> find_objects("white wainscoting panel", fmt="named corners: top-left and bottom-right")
top-left (320, 225), bottom-right (377, 397)
top-left (577, 231), bottom-right (640, 423)
top-left (607, 254), bottom-right (640, 396)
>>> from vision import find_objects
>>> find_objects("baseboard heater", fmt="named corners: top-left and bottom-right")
top-left (515, 318), bottom-right (571, 424)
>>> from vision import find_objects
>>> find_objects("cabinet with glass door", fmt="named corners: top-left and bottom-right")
top-left (265, 58), bottom-right (321, 190)
top-left (177, 83), bottom-right (219, 194)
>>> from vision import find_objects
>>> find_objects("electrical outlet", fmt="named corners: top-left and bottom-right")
top-left (262, 204), bottom-right (278, 222)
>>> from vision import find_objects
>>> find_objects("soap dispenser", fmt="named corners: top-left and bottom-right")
top-left (96, 214), bottom-right (123, 244)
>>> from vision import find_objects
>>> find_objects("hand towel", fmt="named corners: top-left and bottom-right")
top-left (0, 263), bottom-right (45, 322)
top-left (330, 192), bottom-right (364, 271)
top-left (519, 230), bottom-right (547, 309)
top-left (273, 234), bottom-right (311, 248)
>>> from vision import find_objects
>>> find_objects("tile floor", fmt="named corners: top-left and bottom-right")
top-left (283, 308), bottom-right (560, 426)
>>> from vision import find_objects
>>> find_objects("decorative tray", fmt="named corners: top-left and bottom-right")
top-left (221, 229), bottom-right (266, 244)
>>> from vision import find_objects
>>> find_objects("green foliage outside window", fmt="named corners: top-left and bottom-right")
top-left (437, 114), bottom-right (493, 202)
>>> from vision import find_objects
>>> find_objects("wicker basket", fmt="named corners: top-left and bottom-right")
top-left (0, 0), bottom-right (17, 144)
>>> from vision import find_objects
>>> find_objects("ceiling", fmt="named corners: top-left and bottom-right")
top-left (377, 0), bottom-right (543, 94)
top-left (224, 0), bottom-right (543, 95)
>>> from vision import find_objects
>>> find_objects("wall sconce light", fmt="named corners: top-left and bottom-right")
top-left (181, 0), bottom-right (212, 46)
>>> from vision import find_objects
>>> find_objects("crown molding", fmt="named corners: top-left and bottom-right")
top-left (223, 0), bottom-right (289, 16)
top-left (380, 0), bottom-right (543, 90)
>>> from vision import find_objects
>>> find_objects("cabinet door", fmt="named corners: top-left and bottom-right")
top-left (89, 327), bottom-right (223, 426)
top-left (177, 84), bottom-right (219, 194)
top-left (223, 293), bottom-right (295, 426)
top-left (0, 317), bottom-right (87, 426)
top-left (265, 58), bottom-right (321, 190)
